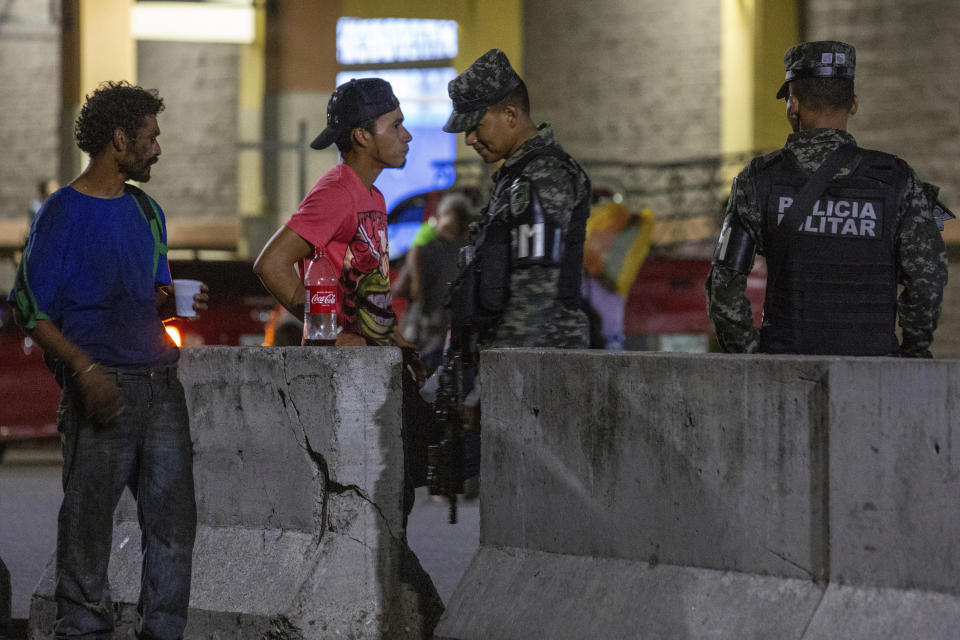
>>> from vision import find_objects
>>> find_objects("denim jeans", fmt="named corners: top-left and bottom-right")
top-left (55, 367), bottom-right (196, 640)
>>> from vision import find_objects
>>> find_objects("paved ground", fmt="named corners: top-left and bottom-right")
top-left (0, 442), bottom-right (480, 627)
top-left (0, 445), bottom-right (61, 623)
top-left (407, 484), bottom-right (481, 603)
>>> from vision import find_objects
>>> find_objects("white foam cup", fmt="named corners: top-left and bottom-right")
top-left (173, 279), bottom-right (203, 318)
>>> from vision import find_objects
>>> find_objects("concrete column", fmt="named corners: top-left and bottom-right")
top-left (237, 3), bottom-right (268, 259)
top-left (260, 0), bottom-right (340, 237)
top-left (722, 0), bottom-right (799, 159)
top-left (752, 1), bottom-right (800, 150)
top-left (59, 0), bottom-right (136, 182)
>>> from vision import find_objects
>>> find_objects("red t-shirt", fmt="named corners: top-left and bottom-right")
top-left (286, 164), bottom-right (395, 345)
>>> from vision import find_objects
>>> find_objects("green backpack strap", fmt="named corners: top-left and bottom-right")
top-left (125, 183), bottom-right (168, 277)
top-left (11, 254), bottom-right (48, 329)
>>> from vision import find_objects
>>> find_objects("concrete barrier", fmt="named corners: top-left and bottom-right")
top-left (435, 350), bottom-right (960, 639)
top-left (29, 347), bottom-right (442, 639)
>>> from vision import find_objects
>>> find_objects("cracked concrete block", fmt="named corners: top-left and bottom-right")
top-left (30, 347), bottom-right (442, 639)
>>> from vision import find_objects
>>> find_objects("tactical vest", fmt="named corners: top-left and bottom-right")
top-left (489, 145), bottom-right (590, 304)
top-left (457, 145), bottom-right (590, 335)
top-left (753, 147), bottom-right (907, 356)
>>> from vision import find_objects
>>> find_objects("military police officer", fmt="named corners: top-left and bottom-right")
top-left (444, 48), bottom-right (591, 348)
top-left (706, 41), bottom-right (949, 357)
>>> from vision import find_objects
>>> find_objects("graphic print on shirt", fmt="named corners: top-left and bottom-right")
top-left (341, 209), bottom-right (395, 344)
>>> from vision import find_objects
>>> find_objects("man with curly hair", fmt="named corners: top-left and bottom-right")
top-left (9, 81), bottom-right (206, 639)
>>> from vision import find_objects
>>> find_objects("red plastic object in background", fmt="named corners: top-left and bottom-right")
top-left (624, 257), bottom-right (766, 337)
top-left (0, 308), bottom-right (59, 446)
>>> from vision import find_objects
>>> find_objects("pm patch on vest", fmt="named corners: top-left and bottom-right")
top-left (509, 178), bottom-right (563, 265)
top-left (770, 189), bottom-right (884, 239)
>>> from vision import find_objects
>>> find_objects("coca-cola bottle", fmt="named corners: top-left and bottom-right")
top-left (303, 249), bottom-right (339, 346)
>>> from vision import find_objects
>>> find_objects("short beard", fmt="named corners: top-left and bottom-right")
top-left (127, 168), bottom-right (151, 183)
top-left (121, 157), bottom-right (156, 183)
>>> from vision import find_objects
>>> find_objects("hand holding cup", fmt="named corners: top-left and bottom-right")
top-left (173, 279), bottom-right (208, 318)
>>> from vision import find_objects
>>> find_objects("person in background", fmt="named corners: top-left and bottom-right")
top-left (706, 40), bottom-right (949, 357)
top-left (9, 80), bottom-right (207, 639)
top-left (412, 192), bottom-right (473, 370)
top-left (394, 216), bottom-right (437, 345)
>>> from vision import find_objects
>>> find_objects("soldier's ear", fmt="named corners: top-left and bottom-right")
top-left (501, 104), bottom-right (519, 127)
top-left (850, 94), bottom-right (859, 116)
top-left (786, 95), bottom-right (800, 125)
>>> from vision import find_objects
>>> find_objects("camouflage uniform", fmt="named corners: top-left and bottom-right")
top-left (706, 127), bottom-right (948, 357)
top-left (477, 124), bottom-right (591, 348)
top-left (707, 40), bottom-right (948, 357)
top-left (444, 49), bottom-right (591, 349)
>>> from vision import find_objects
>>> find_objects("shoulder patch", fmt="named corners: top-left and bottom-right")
top-left (510, 178), bottom-right (530, 216)
top-left (934, 200), bottom-right (956, 230)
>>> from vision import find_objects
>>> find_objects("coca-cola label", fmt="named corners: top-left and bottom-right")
top-left (306, 286), bottom-right (337, 313)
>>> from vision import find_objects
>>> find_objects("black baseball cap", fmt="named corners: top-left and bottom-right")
top-left (310, 78), bottom-right (400, 150)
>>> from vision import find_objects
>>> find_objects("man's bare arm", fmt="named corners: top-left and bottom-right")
top-left (253, 225), bottom-right (313, 318)
top-left (28, 319), bottom-right (124, 424)
top-left (406, 244), bottom-right (424, 301)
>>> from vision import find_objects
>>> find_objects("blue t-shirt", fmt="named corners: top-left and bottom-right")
top-left (9, 186), bottom-right (178, 368)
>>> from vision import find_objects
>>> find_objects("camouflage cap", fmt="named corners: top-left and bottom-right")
top-left (443, 49), bottom-right (522, 134)
top-left (310, 78), bottom-right (400, 150)
top-left (776, 40), bottom-right (856, 99)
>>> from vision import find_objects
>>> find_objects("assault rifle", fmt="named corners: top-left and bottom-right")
top-left (427, 325), bottom-right (468, 524)
top-left (427, 244), bottom-right (484, 524)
